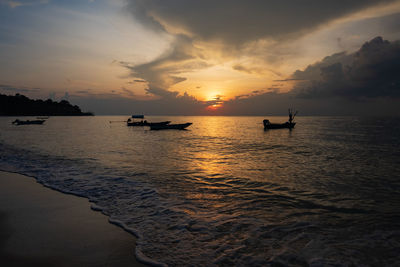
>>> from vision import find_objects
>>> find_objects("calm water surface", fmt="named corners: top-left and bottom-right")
top-left (0, 116), bottom-right (399, 266)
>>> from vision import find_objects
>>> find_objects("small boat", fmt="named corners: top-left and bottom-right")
top-left (263, 109), bottom-right (298, 130)
top-left (150, 123), bottom-right (192, 130)
top-left (126, 115), bottom-right (170, 127)
top-left (12, 119), bottom-right (45, 125)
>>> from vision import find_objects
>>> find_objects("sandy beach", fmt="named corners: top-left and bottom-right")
top-left (0, 171), bottom-right (146, 266)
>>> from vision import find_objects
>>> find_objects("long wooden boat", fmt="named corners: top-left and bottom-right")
top-left (263, 120), bottom-right (295, 129)
top-left (12, 119), bottom-right (45, 125)
top-left (150, 122), bottom-right (192, 130)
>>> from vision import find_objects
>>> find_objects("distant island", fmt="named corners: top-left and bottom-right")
top-left (0, 93), bottom-right (93, 116)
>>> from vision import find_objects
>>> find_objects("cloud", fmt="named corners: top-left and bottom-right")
top-left (76, 90), bottom-right (90, 94)
top-left (204, 94), bottom-right (224, 106)
top-left (292, 36), bottom-right (400, 98)
top-left (0, 0), bottom-right (49, 8)
top-left (121, 87), bottom-right (135, 97)
top-left (144, 86), bottom-right (179, 98)
top-left (273, 79), bottom-right (305, 82)
top-left (120, 34), bottom-right (211, 98)
top-left (127, 79), bottom-right (147, 84)
top-left (126, 0), bottom-right (395, 45)
top-left (112, 37), bottom-right (400, 116)
top-left (119, 0), bottom-right (400, 104)
top-left (0, 84), bottom-right (39, 92)
top-left (232, 64), bottom-right (255, 74)
top-left (234, 90), bottom-right (266, 100)
top-left (122, 1), bottom-right (397, 100)
top-left (232, 64), bottom-right (269, 75)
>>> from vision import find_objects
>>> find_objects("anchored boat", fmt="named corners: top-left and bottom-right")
top-left (263, 109), bottom-right (298, 130)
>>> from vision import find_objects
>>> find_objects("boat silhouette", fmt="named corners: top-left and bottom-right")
top-left (263, 109), bottom-right (297, 130)
top-left (12, 119), bottom-right (45, 125)
top-left (150, 122), bottom-right (192, 130)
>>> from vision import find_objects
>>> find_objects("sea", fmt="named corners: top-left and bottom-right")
top-left (0, 116), bottom-right (399, 266)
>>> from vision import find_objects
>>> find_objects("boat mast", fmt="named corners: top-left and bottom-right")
top-left (288, 108), bottom-right (298, 123)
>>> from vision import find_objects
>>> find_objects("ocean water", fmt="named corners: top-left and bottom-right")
top-left (0, 116), bottom-right (399, 266)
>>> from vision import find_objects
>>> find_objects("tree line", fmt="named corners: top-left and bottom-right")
top-left (0, 93), bottom-right (93, 116)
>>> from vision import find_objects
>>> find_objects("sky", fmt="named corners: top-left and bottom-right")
top-left (1, 0), bottom-right (400, 115)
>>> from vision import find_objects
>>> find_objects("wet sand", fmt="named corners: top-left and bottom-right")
top-left (0, 171), bottom-right (146, 266)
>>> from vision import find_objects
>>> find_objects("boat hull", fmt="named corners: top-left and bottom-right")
top-left (150, 123), bottom-right (192, 130)
top-left (12, 119), bottom-right (45, 125)
top-left (264, 122), bottom-right (295, 129)
top-left (127, 121), bottom-right (171, 127)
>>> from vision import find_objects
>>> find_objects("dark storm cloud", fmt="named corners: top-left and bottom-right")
top-left (127, 0), bottom-right (395, 44)
top-left (292, 37), bottom-right (400, 98)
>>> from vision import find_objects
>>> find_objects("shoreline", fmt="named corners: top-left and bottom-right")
top-left (0, 170), bottom-right (146, 266)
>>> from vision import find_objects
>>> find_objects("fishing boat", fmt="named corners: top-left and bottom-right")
top-left (263, 109), bottom-right (298, 130)
top-left (150, 122), bottom-right (192, 130)
top-left (12, 119), bottom-right (45, 125)
top-left (126, 115), bottom-right (170, 127)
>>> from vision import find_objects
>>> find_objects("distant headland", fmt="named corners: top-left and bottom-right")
top-left (0, 93), bottom-right (94, 116)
